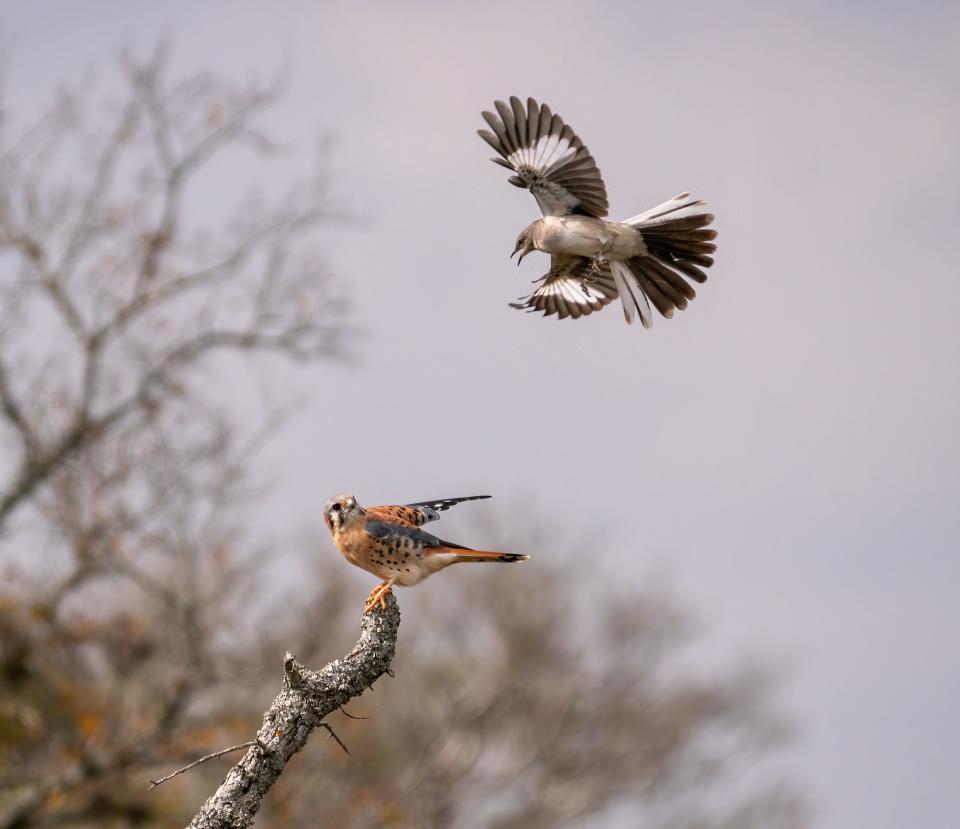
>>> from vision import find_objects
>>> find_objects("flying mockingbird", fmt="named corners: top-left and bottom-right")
top-left (478, 96), bottom-right (717, 326)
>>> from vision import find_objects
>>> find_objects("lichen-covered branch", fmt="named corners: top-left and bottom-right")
top-left (186, 597), bottom-right (400, 829)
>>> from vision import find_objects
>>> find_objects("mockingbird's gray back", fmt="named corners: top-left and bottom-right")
top-left (479, 96), bottom-right (718, 326)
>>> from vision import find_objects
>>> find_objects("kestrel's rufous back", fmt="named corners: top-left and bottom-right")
top-left (323, 493), bottom-right (528, 612)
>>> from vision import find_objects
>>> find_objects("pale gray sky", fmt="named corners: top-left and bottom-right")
top-left (4, 2), bottom-right (959, 827)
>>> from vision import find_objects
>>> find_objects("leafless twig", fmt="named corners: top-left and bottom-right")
top-left (318, 722), bottom-right (351, 756)
top-left (338, 705), bottom-right (368, 720)
top-left (147, 741), bottom-right (257, 791)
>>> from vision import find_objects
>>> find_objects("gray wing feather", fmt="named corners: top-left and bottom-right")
top-left (405, 495), bottom-right (492, 523)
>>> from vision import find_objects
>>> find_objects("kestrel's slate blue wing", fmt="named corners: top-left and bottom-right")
top-left (365, 520), bottom-right (468, 552)
top-left (364, 520), bottom-right (527, 566)
top-left (478, 96), bottom-right (609, 218)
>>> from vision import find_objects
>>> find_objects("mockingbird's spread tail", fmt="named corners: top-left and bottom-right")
top-left (478, 96), bottom-right (717, 326)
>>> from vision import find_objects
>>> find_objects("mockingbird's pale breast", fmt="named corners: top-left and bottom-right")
top-left (538, 216), bottom-right (647, 260)
top-left (479, 96), bottom-right (717, 327)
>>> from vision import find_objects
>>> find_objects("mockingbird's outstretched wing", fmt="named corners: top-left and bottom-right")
top-left (510, 255), bottom-right (620, 319)
top-left (479, 96), bottom-right (609, 218)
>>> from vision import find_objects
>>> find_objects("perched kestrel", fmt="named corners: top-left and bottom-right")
top-left (478, 96), bottom-right (717, 326)
top-left (323, 493), bottom-right (528, 612)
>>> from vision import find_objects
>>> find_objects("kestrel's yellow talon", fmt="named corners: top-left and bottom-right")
top-left (364, 581), bottom-right (394, 614)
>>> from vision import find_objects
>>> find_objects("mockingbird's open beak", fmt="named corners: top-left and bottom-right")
top-left (511, 243), bottom-right (528, 265)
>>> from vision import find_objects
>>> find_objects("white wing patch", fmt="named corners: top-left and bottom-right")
top-left (478, 96), bottom-right (609, 218)
top-left (507, 136), bottom-right (576, 175)
top-left (510, 256), bottom-right (620, 320)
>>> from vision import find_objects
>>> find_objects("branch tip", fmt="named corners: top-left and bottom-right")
top-left (339, 705), bottom-right (368, 720)
top-left (283, 652), bottom-right (303, 689)
top-left (147, 741), bottom-right (256, 791)
top-left (319, 722), bottom-right (351, 756)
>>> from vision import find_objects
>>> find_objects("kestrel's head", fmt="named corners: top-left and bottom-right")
top-left (511, 222), bottom-right (538, 265)
top-left (323, 493), bottom-right (364, 533)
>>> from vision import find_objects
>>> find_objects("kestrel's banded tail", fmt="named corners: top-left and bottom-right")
top-left (431, 547), bottom-right (529, 564)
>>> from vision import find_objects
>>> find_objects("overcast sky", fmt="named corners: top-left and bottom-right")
top-left (4, 2), bottom-right (959, 827)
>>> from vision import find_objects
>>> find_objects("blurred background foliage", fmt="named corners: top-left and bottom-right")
top-left (0, 47), bottom-right (807, 828)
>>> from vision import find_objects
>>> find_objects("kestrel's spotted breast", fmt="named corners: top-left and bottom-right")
top-left (356, 522), bottom-right (432, 586)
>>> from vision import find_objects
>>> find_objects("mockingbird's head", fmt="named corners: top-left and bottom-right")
top-left (323, 493), bottom-right (365, 533)
top-left (511, 222), bottom-right (539, 265)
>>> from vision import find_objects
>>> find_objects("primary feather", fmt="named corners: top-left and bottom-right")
top-left (479, 96), bottom-right (609, 218)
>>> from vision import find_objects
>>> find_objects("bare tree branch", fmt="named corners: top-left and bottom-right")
top-left (0, 231), bottom-right (86, 339)
top-left (0, 356), bottom-right (36, 455)
top-left (186, 598), bottom-right (400, 829)
top-left (55, 100), bottom-right (140, 282)
top-left (0, 415), bottom-right (103, 529)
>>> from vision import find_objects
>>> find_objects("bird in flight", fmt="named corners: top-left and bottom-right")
top-left (323, 493), bottom-right (528, 612)
top-left (478, 96), bottom-right (717, 326)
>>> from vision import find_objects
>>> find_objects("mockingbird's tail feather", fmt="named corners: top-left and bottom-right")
top-left (623, 192), bottom-right (717, 320)
top-left (609, 260), bottom-right (653, 327)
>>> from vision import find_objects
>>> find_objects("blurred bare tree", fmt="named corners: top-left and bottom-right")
top-left (0, 46), bottom-right (808, 829)
top-left (0, 43), bottom-right (348, 826)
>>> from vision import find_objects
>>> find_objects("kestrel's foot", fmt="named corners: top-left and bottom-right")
top-left (364, 580), bottom-right (394, 614)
